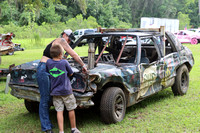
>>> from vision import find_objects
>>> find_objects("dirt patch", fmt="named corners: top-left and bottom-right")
top-left (0, 106), bottom-right (9, 114)
top-left (0, 102), bottom-right (24, 116)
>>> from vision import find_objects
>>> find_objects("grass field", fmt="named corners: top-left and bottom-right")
top-left (0, 41), bottom-right (200, 133)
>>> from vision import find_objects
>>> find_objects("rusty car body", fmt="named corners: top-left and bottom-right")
top-left (9, 28), bottom-right (194, 124)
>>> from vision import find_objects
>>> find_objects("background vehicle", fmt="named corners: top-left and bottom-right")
top-left (9, 27), bottom-right (194, 124)
top-left (174, 30), bottom-right (200, 44)
top-left (74, 29), bottom-right (95, 46)
top-left (0, 33), bottom-right (24, 55)
top-left (140, 17), bottom-right (179, 33)
top-left (188, 29), bottom-right (200, 35)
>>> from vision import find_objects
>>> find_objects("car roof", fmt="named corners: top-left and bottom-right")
top-left (81, 31), bottom-right (160, 38)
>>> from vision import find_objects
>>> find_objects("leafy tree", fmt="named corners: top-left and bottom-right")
top-left (0, 0), bottom-right (199, 32)
top-left (124, 0), bottom-right (178, 27)
top-left (38, 3), bottom-right (61, 24)
top-left (85, 16), bottom-right (99, 28)
top-left (178, 12), bottom-right (190, 29)
top-left (0, 0), bottom-right (20, 25)
top-left (65, 14), bottom-right (99, 31)
top-left (86, 0), bottom-right (131, 28)
top-left (75, 0), bottom-right (87, 15)
top-left (185, 0), bottom-right (199, 28)
top-left (174, 0), bottom-right (195, 14)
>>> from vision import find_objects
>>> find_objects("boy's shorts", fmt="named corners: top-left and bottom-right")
top-left (53, 94), bottom-right (77, 111)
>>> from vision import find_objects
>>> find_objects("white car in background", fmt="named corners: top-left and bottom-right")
top-left (188, 29), bottom-right (200, 35)
top-left (74, 29), bottom-right (95, 46)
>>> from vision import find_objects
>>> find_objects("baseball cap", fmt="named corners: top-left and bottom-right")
top-left (63, 29), bottom-right (75, 42)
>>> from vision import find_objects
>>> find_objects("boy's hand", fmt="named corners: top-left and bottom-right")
top-left (69, 73), bottom-right (73, 76)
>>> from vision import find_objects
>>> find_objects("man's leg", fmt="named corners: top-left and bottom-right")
top-left (57, 111), bottom-right (64, 132)
top-left (37, 63), bottom-right (53, 131)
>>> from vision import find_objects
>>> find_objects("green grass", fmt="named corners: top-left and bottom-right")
top-left (12, 38), bottom-right (54, 50)
top-left (0, 42), bottom-right (200, 133)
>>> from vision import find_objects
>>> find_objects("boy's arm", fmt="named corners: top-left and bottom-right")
top-left (65, 60), bottom-right (73, 76)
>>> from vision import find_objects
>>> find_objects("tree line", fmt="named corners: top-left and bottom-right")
top-left (0, 0), bottom-right (199, 38)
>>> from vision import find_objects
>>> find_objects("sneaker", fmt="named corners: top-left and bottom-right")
top-left (45, 129), bottom-right (54, 133)
top-left (71, 128), bottom-right (81, 133)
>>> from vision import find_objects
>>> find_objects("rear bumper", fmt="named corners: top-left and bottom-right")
top-left (9, 84), bottom-right (94, 108)
top-left (10, 84), bottom-right (40, 102)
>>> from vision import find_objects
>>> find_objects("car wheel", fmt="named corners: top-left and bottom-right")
top-left (100, 87), bottom-right (126, 124)
top-left (191, 38), bottom-right (198, 44)
top-left (24, 100), bottom-right (39, 113)
top-left (8, 51), bottom-right (14, 55)
top-left (172, 65), bottom-right (189, 96)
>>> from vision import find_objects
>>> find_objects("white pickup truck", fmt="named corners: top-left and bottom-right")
top-left (74, 29), bottom-right (95, 46)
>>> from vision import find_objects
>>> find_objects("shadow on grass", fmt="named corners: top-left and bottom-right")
top-left (0, 77), bottom-right (6, 82)
top-left (20, 105), bottom-right (102, 130)
top-left (19, 89), bottom-right (175, 126)
top-left (1, 88), bottom-right (178, 132)
top-left (126, 88), bottom-right (174, 114)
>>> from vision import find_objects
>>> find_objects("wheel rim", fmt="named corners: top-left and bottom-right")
top-left (181, 71), bottom-right (188, 90)
top-left (114, 94), bottom-right (124, 119)
top-left (191, 38), bottom-right (198, 44)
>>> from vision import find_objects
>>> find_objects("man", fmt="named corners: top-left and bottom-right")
top-left (37, 29), bottom-right (87, 133)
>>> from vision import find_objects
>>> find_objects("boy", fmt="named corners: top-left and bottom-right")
top-left (46, 44), bottom-right (81, 133)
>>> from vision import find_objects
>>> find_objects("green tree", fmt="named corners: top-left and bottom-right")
top-left (38, 3), bottom-right (61, 24)
top-left (0, 0), bottom-right (20, 25)
top-left (65, 14), bottom-right (99, 31)
top-left (124, 0), bottom-right (178, 27)
top-left (178, 12), bottom-right (190, 29)
top-left (86, 0), bottom-right (131, 28)
top-left (185, 0), bottom-right (199, 28)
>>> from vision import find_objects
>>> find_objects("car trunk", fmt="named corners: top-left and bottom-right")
top-left (9, 59), bottom-right (95, 107)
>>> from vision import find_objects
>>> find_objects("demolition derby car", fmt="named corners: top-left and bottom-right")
top-left (174, 30), bottom-right (200, 44)
top-left (9, 28), bottom-right (194, 124)
top-left (0, 33), bottom-right (24, 56)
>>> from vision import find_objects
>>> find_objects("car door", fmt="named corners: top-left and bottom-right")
top-left (177, 31), bottom-right (190, 43)
top-left (137, 36), bottom-right (163, 100)
top-left (159, 32), bottom-right (181, 88)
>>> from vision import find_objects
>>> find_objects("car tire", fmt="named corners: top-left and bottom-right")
top-left (191, 38), bottom-right (198, 44)
top-left (172, 65), bottom-right (189, 96)
top-left (8, 51), bottom-right (14, 55)
top-left (100, 87), bottom-right (126, 124)
top-left (24, 100), bottom-right (39, 113)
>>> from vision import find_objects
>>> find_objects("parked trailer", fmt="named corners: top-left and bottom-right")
top-left (140, 17), bottom-right (179, 33)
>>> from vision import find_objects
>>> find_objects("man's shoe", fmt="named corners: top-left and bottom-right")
top-left (45, 129), bottom-right (54, 133)
top-left (71, 128), bottom-right (81, 133)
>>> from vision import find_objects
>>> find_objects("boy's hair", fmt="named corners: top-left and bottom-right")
top-left (50, 44), bottom-right (64, 58)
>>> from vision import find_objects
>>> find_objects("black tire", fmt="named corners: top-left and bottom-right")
top-left (172, 65), bottom-right (189, 96)
top-left (8, 51), bottom-right (14, 55)
top-left (24, 100), bottom-right (39, 113)
top-left (100, 87), bottom-right (126, 124)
